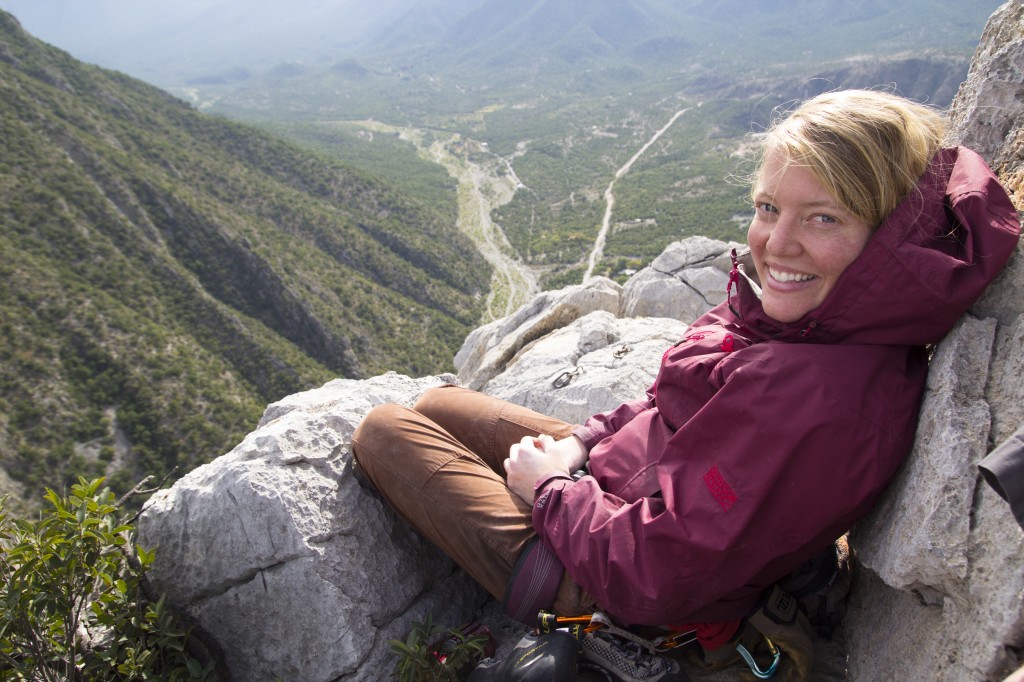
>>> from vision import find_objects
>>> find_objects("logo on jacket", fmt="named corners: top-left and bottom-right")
top-left (703, 465), bottom-right (738, 511)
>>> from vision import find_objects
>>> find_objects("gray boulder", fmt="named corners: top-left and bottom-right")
top-left (455, 236), bottom-right (739, 393)
top-left (619, 236), bottom-right (741, 321)
top-left (482, 310), bottom-right (691, 424)
top-left (138, 373), bottom-right (487, 682)
top-left (455, 277), bottom-right (622, 391)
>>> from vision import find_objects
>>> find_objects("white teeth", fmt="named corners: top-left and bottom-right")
top-left (770, 268), bottom-right (815, 283)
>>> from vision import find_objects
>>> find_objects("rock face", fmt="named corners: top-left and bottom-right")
top-left (138, 373), bottom-right (489, 681)
top-left (846, 2), bottom-right (1024, 680)
top-left (137, 4), bottom-right (1024, 680)
top-left (947, 0), bottom-right (1024, 208)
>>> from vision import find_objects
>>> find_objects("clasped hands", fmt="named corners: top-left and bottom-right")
top-left (504, 434), bottom-right (587, 505)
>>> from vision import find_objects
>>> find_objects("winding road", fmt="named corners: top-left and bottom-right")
top-left (348, 121), bottom-right (537, 322)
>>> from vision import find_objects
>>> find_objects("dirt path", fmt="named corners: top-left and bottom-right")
top-left (350, 121), bottom-right (537, 322)
top-left (583, 106), bottom-right (693, 280)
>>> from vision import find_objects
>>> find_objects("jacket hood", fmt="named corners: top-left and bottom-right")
top-left (731, 146), bottom-right (1021, 345)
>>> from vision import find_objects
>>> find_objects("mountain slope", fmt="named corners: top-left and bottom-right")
top-left (0, 11), bottom-right (489, 502)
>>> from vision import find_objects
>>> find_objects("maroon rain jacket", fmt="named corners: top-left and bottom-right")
top-left (532, 147), bottom-right (1021, 626)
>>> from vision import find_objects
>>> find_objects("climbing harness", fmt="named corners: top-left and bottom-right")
top-left (536, 610), bottom-right (780, 679)
top-left (538, 611), bottom-right (695, 652)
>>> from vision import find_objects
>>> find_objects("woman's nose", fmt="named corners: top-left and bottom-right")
top-left (765, 216), bottom-right (801, 257)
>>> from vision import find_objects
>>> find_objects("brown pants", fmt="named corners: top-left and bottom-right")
top-left (351, 385), bottom-right (593, 616)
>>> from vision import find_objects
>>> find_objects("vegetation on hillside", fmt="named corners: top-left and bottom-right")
top-left (0, 11), bottom-right (491, 505)
top-left (200, 9), bottom-right (977, 290)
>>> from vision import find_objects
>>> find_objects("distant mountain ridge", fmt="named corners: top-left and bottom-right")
top-left (0, 0), bottom-right (1000, 91)
top-left (0, 10), bottom-right (489, 504)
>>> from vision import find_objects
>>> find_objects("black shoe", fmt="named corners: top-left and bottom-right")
top-left (467, 630), bottom-right (579, 682)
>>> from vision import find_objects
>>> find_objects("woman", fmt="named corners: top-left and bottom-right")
top-left (352, 90), bottom-right (1020, 677)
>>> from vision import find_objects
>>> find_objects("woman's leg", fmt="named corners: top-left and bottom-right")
top-left (412, 385), bottom-right (577, 469)
top-left (350, 386), bottom-right (592, 616)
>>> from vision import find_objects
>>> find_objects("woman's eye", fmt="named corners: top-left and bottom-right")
top-left (755, 202), bottom-right (777, 214)
top-left (812, 214), bottom-right (837, 224)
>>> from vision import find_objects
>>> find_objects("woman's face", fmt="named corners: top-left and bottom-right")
top-left (748, 151), bottom-right (873, 324)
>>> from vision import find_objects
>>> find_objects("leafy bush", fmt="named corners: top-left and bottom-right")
top-left (0, 478), bottom-right (215, 681)
top-left (390, 615), bottom-right (489, 682)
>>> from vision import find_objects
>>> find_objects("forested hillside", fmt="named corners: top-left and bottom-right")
top-left (0, 11), bottom-right (490, 504)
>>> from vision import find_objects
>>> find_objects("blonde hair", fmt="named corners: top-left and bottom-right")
top-left (754, 90), bottom-right (946, 227)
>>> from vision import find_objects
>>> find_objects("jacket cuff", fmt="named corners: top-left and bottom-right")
top-left (533, 472), bottom-right (574, 495)
top-left (571, 424), bottom-right (604, 450)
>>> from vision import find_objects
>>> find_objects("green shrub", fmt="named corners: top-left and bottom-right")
top-left (390, 615), bottom-right (489, 682)
top-left (0, 477), bottom-right (215, 681)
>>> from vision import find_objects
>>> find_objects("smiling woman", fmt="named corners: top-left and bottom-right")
top-left (350, 89), bottom-right (1021, 681)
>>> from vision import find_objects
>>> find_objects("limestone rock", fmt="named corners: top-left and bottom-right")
top-left (483, 310), bottom-right (690, 424)
top-left (456, 236), bottom-right (740, 397)
top-left (852, 316), bottom-right (997, 595)
top-left (619, 236), bottom-right (741, 321)
top-left (947, 0), bottom-right (1024, 208)
top-left (846, 309), bottom-right (1024, 682)
top-left (455, 277), bottom-right (622, 391)
top-left (138, 372), bottom-right (487, 682)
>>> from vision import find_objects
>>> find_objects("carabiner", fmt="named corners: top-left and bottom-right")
top-left (552, 368), bottom-right (580, 388)
top-left (736, 636), bottom-right (780, 679)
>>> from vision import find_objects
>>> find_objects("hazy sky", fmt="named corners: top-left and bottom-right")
top-left (0, 0), bottom-right (425, 85)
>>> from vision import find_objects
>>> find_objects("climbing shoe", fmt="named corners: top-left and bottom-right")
top-left (467, 630), bottom-right (579, 681)
top-left (581, 630), bottom-right (690, 682)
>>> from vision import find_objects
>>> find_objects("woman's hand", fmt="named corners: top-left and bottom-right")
top-left (544, 434), bottom-right (588, 473)
top-left (504, 435), bottom-right (587, 505)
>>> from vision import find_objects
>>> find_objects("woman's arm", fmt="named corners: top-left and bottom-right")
top-left (532, 345), bottom-right (925, 625)
top-left (572, 396), bottom-right (653, 450)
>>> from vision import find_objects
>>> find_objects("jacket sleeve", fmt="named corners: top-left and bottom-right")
top-left (533, 345), bottom-right (922, 625)
top-left (572, 395), bottom-right (653, 450)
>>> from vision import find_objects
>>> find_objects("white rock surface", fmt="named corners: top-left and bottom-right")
top-left (139, 373), bottom-right (487, 682)
top-left (483, 310), bottom-right (690, 424)
top-left (619, 236), bottom-right (739, 321)
top-left (455, 277), bottom-right (622, 391)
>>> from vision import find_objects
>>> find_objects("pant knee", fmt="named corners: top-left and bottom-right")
top-left (352, 402), bottom-right (407, 466)
top-left (412, 384), bottom-right (460, 418)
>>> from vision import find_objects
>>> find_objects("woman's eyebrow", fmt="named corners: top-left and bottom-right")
top-left (754, 190), bottom-right (844, 211)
